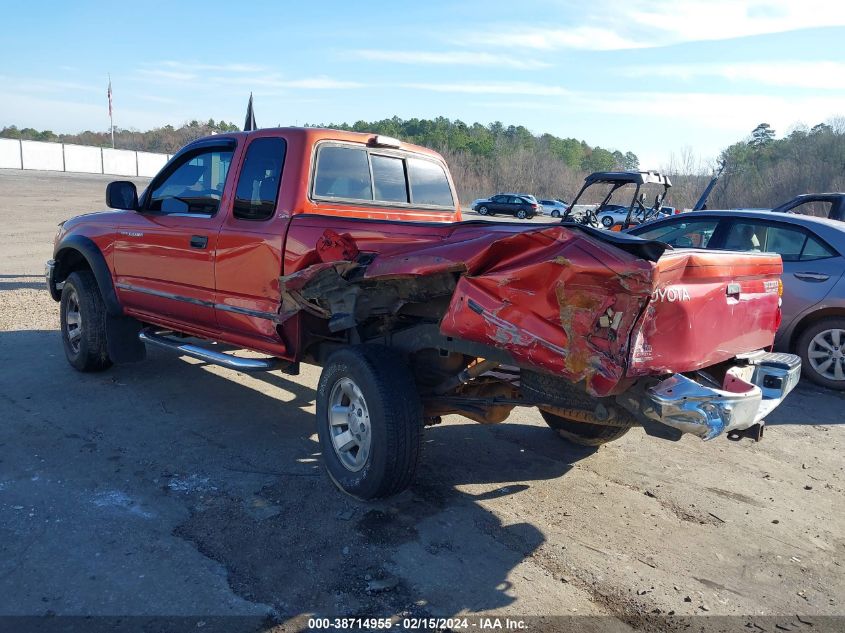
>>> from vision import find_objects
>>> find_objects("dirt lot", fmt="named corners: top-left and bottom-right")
top-left (0, 169), bottom-right (843, 631)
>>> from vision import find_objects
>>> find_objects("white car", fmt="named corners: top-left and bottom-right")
top-left (539, 199), bottom-right (568, 218)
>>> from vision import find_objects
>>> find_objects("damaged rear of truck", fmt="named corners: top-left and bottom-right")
top-left (49, 129), bottom-right (801, 500)
top-left (280, 214), bottom-right (799, 497)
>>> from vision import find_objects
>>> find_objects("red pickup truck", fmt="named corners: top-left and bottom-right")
top-left (46, 128), bottom-right (800, 499)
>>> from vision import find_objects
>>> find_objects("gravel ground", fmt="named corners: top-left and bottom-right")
top-left (0, 169), bottom-right (843, 631)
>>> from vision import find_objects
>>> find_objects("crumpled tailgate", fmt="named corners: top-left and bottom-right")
top-left (627, 249), bottom-right (783, 376)
top-left (438, 227), bottom-right (655, 397)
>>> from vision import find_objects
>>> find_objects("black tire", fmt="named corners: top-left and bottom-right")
top-left (478, 206), bottom-right (489, 216)
top-left (521, 370), bottom-right (635, 446)
top-left (551, 210), bottom-right (561, 218)
top-left (516, 209), bottom-right (528, 220)
top-left (601, 215), bottom-right (614, 228)
top-left (795, 317), bottom-right (845, 390)
top-left (60, 271), bottom-right (112, 372)
top-left (316, 346), bottom-right (423, 499)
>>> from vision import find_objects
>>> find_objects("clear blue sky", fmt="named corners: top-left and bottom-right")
top-left (1, 0), bottom-right (843, 169)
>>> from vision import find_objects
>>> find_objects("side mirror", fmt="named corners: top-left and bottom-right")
top-left (106, 181), bottom-right (138, 210)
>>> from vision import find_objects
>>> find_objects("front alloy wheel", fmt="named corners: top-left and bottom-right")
top-left (601, 215), bottom-right (614, 228)
top-left (478, 206), bottom-right (489, 215)
top-left (60, 271), bottom-right (112, 372)
top-left (64, 287), bottom-right (83, 355)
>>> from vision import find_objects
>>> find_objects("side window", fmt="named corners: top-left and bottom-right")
top-left (149, 147), bottom-right (233, 214)
top-left (790, 200), bottom-right (833, 218)
top-left (764, 225), bottom-right (806, 261)
top-left (314, 146), bottom-right (372, 201)
top-left (636, 219), bottom-right (719, 248)
top-left (233, 138), bottom-right (286, 221)
top-left (509, 196), bottom-right (523, 205)
top-left (407, 158), bottom-right (453, 206)
top-left (491, 195), bottom-right (505, 203)
top-left (371, 155), bottom-right (408, 203)
top-left (722, 221), bottom-right (765, 252)
top-left (801, 235), bottom-right (836, 261)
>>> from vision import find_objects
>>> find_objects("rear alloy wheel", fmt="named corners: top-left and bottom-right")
top-left (478, 206), bottom-right (489, 216)
top-left (516, 209), bottom-right (528, 220)
top-left (601, 215), bottom-right (614, 228)
top-left (60, 271), bottom-right (112, 372)
top-left (797, 317), bottom-right (845, 390)
top-left (316, 346), bottom-right (423, 499)
top-left (551, 210), bottom-right (561, 218)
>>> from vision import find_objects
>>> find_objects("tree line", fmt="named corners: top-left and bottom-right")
top-left (666, 119), bottom-right (845, 210)
top-left (2, 116), bottom-right (842, 209)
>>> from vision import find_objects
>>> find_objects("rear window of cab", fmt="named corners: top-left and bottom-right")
top-left (312, 142), bottom-right (454, 209)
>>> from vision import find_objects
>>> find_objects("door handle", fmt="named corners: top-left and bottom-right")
top-left (793, 272), bottom-right (829, 282)
top-left (190, 235), bottom-right (208, 249)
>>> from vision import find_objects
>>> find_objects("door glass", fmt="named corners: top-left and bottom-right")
top-left (636, 219), bottom-right (718, 248)
top-left (722, 222), bottom-right (765, 252)
top-left (149, 147), bottom-right (233, 214)
top-left (233, 138), bottom-right (286, 220)
top-left (765, 225), bottom-right (806, 261)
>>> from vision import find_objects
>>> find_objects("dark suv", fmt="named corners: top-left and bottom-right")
top-left (473, 194), bottom-right (539, 219)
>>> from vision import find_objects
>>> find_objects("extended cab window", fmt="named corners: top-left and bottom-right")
top-left (233, 137), bottom-right (286, 221)
top-left (371, 155), bottom-right (408, 203)
top-left (407, 158), bottom-right (453, 206)
top-left (148, 147), bottom-right (233, 214)
top-left (312, 143), bottom-right (454, 209)
top-left (314, 146), bottom-right (372, 201)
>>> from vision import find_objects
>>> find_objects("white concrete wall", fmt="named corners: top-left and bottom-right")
top-left (21, 140), bottom-right (65, 171)
top-left (137, 151), bottom-right (168, 177)
top-left (0, 139), bottom-right (169, 177)
top-left (0, 138), bottom-right (22, 169)
top-left (102, 148), bottom-right (137, 176)
top-left (63, 144), bottom-right (103, 174)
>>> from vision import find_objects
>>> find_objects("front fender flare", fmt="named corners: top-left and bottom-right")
top-left (54, 234), bottom-right (123, 317)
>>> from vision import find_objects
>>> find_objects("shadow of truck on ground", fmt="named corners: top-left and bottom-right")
top-left (0, 329), bottom-right (590, 625)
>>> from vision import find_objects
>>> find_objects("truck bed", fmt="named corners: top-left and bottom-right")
top-left (280, 217), bottom-right (783, 396)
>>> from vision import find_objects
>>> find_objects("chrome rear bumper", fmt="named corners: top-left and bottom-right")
top-left (627, 352), bottom-right (800, 440)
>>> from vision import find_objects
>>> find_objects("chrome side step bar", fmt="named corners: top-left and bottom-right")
top-left (139, 328), bottom-right (286, 372)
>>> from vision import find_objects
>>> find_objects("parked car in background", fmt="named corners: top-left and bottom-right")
top-left (772, 193), bottom-right (845, 222)
top-left (595, 204), bottom-right (632, 228)
top-left (629, 210), bottom-right (845, 389)
top-left (473, 194), bottom-right (540, 219)
top-left (539, 199), bottom-right (568, 218)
